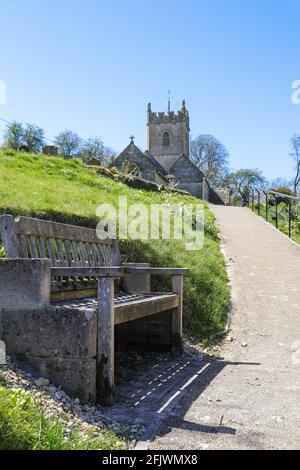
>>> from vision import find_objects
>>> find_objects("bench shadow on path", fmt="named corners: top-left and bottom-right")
top-left (111, 353), bottom-right (260, 443)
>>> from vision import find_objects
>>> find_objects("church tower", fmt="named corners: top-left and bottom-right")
top-left (147, 101), bottom-right (190, 169)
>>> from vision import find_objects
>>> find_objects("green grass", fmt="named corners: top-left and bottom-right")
top-left (0, 149), bottom-right (230, 339)
top-left (0, 381), bottom-right (125, 450)
top-left (251, 202), bottom-right (300, 244)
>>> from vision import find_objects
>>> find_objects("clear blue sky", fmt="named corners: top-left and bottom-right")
top-left (1, 0), bottom-right (300, 180)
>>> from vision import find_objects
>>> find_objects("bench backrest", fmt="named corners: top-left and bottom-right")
top-left (0, 215), bottom-right (121, 298)
top-left (0, 215), bottom-right (120, 266)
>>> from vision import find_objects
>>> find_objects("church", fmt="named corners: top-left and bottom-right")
top-left (111, 101), bottom-right (225, 203)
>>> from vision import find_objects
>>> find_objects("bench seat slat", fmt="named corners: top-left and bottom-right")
top-left (51, 293), bottom-right (179, 325)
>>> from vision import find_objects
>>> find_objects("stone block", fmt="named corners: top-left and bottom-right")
top-left (1, 307), bottom-right (97, 358)
top-left (17, 356), bottom-right (96, 403)
top-left (0, 258), bottom-right (51, 312)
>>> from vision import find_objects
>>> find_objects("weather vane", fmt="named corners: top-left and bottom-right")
top-left (166, 90), bottom-right (174, 112)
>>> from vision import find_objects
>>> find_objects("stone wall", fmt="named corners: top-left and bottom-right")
top-left (177, 182), bottom-right (203, 199)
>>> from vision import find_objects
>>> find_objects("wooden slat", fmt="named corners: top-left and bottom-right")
top-left (39, 237), bottom-right (48, 258)
top-left (47, 239), bottom-right (57, 266)
top-left (91, 243), bottom-right (99, 266)
top-left (78, 242), bottom-right (87, 267)
top-left (51, 288), bottom-right (97, 302)
top-left (51, 266), bottom-right (124, 277)
top-left (102, 245), bottom-right (111, 266)
top-left (124, 267), bottom-right (189, 275)
top-left (64, 240), bottom-right (72, 266)
top-left (14, 216), bottom-right (113, 245)
top-left (114, 293), bottom-right (178, 325)
top-left (0, 215), bottom-right (20, 257)
top-left (57, 293), bottom-right (179, 324)
top-left (29, 236), bottom-right (38, 257)
top-left (56, 239), bottom-right (64, 266)
top-left (112, 239), bottom-right (121, 266)
top-left (17, 234), bottom-right (29, 257)
top-left (71, 240), bottom-right (79, 266)
top-left (97, 245), bottom-right (105, 266)
top-left (85, 243), bottom-right (94, 266)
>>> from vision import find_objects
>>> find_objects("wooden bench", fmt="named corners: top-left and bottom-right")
top-left (0, 214), bottom-right (188, 405)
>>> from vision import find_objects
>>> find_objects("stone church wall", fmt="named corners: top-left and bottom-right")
top-left (148, 118), bottom-right (189, 157)
top-left (112, 150), bottom-right (157, 182)
top-left (177, 182), bottom-right (204, 199)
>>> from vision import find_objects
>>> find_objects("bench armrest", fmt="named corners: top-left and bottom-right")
top-left (124, 267), bottom-right (189, 276)
top-left (51, 266), bottom-right (124, 278)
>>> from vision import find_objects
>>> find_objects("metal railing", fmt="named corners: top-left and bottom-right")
top-left (245, 186), bottom-right (300, 238)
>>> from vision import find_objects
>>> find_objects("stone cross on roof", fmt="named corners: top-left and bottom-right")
top-left (130, 135), bottom-right (135, 144)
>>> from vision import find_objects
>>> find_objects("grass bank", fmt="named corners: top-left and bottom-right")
top-left (251, 202), bottom-right (300, 244)
top-left (0, 371), bottom-right (125, 450)
top-left (0, 149), bottom-right (230, 340)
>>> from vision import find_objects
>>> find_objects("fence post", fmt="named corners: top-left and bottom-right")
top-left (288, 200), bottom-right (292, 238)
top-left (263, 191), bottom-right (268, 221)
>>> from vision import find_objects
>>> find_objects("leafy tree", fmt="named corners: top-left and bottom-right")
top-left (224, 168), bottom-right (265, 205)
top-left (54, 130), bottom-right (81, 159)
top-left (190, 134), bottom-right (229, 186)
top-left (23, 124), bottom-right (45, 153)
top-left (3, 121), bottom-right (24, 150)
top-left (289, 134), bottom-right (300, 194)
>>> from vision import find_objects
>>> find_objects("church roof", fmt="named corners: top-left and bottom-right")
top-left (114, 141), bottom-right (168, 177)
top-left (116, 140), bottom-right (145, 162)
top-left (152, 154), bottom-right (182, 172)
top-left (169, 154), bottom-right (206, 178)
top-left (144, 151), bottom-right (168, 176)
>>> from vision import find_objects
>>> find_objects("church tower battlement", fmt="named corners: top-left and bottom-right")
top-left (147, 101), bottom-right (190, 160)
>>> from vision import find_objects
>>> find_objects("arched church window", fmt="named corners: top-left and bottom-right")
top-left (162, 132), bottom-right (170, 146)
top-left (123, 161), bottom-right (140, 177)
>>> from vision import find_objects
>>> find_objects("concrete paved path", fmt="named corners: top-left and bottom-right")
top-left (150, 206), bottom-right (300, 450)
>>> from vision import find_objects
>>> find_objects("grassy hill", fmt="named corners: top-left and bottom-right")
top-left (0, 149), bottom-right (229, 340)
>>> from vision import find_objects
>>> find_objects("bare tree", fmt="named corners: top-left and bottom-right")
top-left (54, 130), bottom-right (81, 159)
top-left (224, 168), bottom-right (265, 205)
top-left (289, 134), bottom-right (300, 194)
top-left (102, 146), bottom-right (117, 166)
top-left (81, 137), bottom-right (105, 164)
top-left (190, 134), bottom-right (229, 187)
